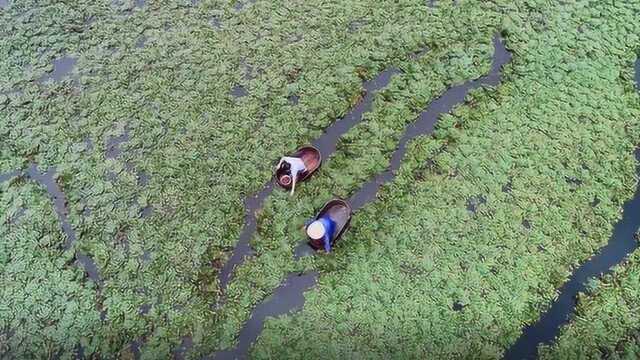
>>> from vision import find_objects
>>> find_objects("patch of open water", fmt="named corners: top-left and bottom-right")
top-left (106, 130), bottom-right (130, 159)
top-left (38, 56), bottom-right (78, 84)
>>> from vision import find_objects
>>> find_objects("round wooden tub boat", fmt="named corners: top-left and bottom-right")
top-left (307, 198), bottom-right (352, 251)
top-left (275, 146), bottom-right (322, 190)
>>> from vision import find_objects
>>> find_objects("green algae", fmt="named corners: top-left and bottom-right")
top-left (2, 0), bottom-right (640, 358)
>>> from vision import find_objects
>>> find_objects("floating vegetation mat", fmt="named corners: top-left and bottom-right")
top-left (1, 0), bottom-right (640, 358)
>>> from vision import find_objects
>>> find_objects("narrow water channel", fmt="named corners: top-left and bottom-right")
top-left (349, 35), bottom-right (510, 211)
top-left (210, 272), bottom-right (319, 360)
top-left (503, 57), bottom-right (640, 360)
top-left (217, 66), bottom-right (400, 292)
top-left (213, 34), bottom-right (511, 359)
top-left (0, 165), bottom-right (104, 290)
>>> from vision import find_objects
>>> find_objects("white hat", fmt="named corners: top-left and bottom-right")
top-left (306, 220), bottom-right (326, 240)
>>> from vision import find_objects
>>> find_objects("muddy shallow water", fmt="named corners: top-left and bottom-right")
top-left (213, 34), bottom-right (511, 359)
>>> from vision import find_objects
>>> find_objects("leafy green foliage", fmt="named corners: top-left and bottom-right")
top-left (2, 0), bottom-right (640, 358)
top-left (251, 1), bottom-right (640, 358)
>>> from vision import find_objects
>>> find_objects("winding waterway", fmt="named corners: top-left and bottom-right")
top-left (213, 34), bottom-right (511, 359)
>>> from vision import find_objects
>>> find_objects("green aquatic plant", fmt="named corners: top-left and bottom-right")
top-left (539, 251), bottom-right (640, 359)
top-left (2, 0), bottom-right (640, 358)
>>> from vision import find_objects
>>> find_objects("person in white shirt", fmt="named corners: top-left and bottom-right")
top-left (276, 156), bottom-right (306, 195)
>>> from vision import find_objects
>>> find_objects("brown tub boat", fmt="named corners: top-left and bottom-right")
top-left (307, 198), bottom-right (352, 251)
top-left (275, 146), bottom-right (321, 191)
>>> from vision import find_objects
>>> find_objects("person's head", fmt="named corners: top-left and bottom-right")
top-left (306, 220), bottom-right (326, 240)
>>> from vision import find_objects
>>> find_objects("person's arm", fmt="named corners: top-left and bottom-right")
top-left (289, 159), bottom-right (306, 195)
top-left (323, 233), bottom-right (331, 253)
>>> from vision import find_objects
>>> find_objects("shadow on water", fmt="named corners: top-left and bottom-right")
top-left (215, 34), bottom-right (511, 359)
top-left (210, 272), bottom-right (319, 360)
top-left (38, 56), bottom-right (78, 84)
top-left (503, 56), bottom-right (640, 360)
top-left (217, 66), bottom-right (401, 292)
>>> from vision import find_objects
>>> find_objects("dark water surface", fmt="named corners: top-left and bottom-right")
top-left (214, 34), bottom-right (511, 360)
top-left (25, 165), bottom-right (104, 287)
top-left (231, 85), bottom-right (248, 98)
top-left (212, 65), bottom-right (401, 360)
top-left (25, 165), bottom-right (77, 249)
top-left (635, 57), bottom-right (639, 88)
top-left (38, 56), bottom-right (78, 83)
top-left (135, 36), bottom-right (147, 49)
top-left (503, 56), bottom-right (640, 360)
top-left (0, 169), bottom-right (21, 183)
top-left (312, 67), bottom-right (400, 158)
top-left (174, 336), bottom-right (193, 360)
top-left (217, 182), bottom-right (274, 291)
top-left (211, 272), bottom-right (319, 360)
top-left (105, 130), bottom-right (130, 159)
